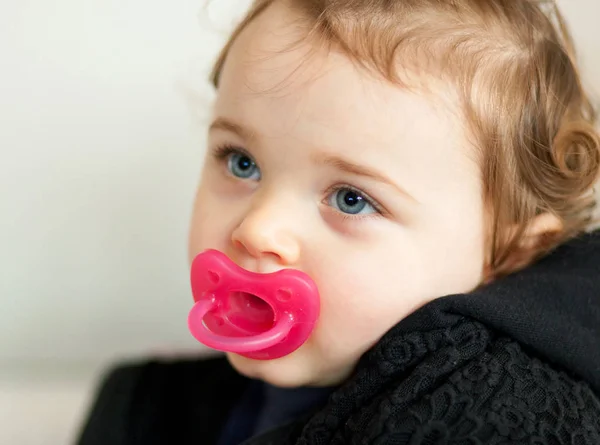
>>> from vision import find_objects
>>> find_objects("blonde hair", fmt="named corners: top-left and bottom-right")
top-left (210, 0), bottom-right (600, 278)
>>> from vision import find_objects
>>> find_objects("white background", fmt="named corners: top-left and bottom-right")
top-left (0, 0), bottom-right (254, 364)
top-left (0, 1), bottom-right (598, 442)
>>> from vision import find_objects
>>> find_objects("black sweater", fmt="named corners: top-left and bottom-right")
top-left (77, 230), bottom-right (600, 445)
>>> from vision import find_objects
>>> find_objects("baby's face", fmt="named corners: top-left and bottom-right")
top-left (188, 2), bottom-right (486, 387)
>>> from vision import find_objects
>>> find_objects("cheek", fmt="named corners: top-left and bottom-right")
top-left (310, 244), bottom-right (432, 352)
top-left (417, 204), bottom-right (486, 293)
top-left (188, 183), bottom-right (232, 263)
top-left (308, 220), bottom-right (483, 356)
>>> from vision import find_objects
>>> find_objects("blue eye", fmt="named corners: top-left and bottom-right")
top-left (329, 188), bottom-right (377, 215)
top-left (228, 152), bottom-right (261, 180)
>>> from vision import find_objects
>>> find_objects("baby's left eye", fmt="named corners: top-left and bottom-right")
top-left (327, 188), bottom-right (377, 215)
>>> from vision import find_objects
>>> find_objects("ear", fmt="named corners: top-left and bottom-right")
top-left (483, 212), bottom-right (564, 282)
top-left (502, 212), bottom-right (564, 275)
top-left (520, 212), bottom-right (564, 250)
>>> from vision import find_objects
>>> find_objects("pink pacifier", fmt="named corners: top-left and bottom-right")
top-left (187, 250), bottom-right (320, 360)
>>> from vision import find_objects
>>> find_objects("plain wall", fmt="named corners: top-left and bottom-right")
top-left (0, 0), bottom-right (598, 365)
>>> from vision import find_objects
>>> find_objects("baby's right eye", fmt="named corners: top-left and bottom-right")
top-left (228, 152), bottom-right (261, 180)
top-left (214, 145), bottom-right (261, 181)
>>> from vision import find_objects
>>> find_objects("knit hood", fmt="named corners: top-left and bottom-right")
top-left (390, 229), bottom-right (600, 393)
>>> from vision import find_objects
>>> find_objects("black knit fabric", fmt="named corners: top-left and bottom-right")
top-left (76, 230), bottom-right (600, 445)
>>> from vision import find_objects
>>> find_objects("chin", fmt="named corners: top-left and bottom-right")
top-left (226, 351), bottom-right (314, 388)
top-left (226, 350), bottom-right (355, 388)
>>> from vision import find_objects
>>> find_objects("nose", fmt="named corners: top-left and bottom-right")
top-left (231, 195), bottom-right (302, 266)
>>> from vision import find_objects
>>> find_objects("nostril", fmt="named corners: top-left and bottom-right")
top-left (232, 239), bottom-right (247, 254)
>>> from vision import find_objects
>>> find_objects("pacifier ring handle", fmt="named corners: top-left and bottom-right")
top-left (187, 297), bottom-right (295, 353)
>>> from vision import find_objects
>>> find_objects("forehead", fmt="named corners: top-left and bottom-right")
top-left (213, 1), bottom-right (477, 198)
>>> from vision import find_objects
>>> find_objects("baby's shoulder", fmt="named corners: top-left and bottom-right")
top-left (75, 355), bottom-right (247, 445)
top-left (348, 337), bottom-right (600, 444)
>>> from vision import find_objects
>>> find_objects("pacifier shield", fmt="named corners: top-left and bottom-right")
top-left (187, 250), bottom-right (320, 360)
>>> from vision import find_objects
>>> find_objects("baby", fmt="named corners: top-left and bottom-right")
top-left (78, 1), bottom-right (600, 444)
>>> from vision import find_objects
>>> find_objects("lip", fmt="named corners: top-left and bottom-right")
top-left (188, 249), bottom-right (320, 360)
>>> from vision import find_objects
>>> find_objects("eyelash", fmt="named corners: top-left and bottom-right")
top-left (211, 144), bottom-right (385, 219)
top-left (213, 144), bottom-right (252, 163)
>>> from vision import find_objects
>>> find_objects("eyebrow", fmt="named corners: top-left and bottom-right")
top-left (209, 117), bottom-right (258, 141)
top-left (313, 153), bottom-right (418, 203)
